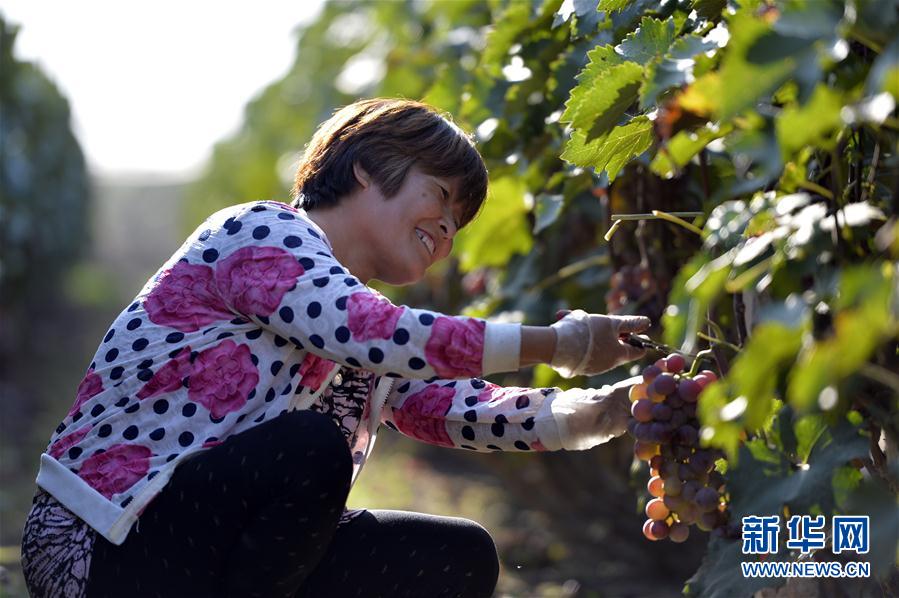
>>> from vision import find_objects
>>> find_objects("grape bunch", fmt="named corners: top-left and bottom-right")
top-left (626, 354), bottom-right (732, 543)
top-left (605, 264), bottom-right (665, 320)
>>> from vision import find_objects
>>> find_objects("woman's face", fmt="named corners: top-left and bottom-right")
top-left (356, 164), bottom-right (464, 286)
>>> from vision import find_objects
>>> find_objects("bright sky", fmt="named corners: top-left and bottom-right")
top-left (2, 1), bottom-right (324, 181)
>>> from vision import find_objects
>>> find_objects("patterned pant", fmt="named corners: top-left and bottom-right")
top-left (82, 409), bottom-right (499, 597)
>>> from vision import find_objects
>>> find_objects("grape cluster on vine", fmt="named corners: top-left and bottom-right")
top-left (626, 354), bottom-right (736, 542)
top-left (605, 264), bottom-right (665, 321)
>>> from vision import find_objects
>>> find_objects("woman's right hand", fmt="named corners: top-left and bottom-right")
top-left (549, 310), bottom-right (650, 377)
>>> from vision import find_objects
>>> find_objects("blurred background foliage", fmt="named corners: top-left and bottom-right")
top-left (2, 0), bottom-right (898, 596)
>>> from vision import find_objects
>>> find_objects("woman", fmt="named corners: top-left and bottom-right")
top-left (21, 98), bottom-right (649, 598)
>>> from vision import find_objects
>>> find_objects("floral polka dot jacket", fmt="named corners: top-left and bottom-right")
top-left (36, 200), bottom-right (570, 546)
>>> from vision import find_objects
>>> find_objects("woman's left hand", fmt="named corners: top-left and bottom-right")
top-left (551, 375), bottom-right (641, 451)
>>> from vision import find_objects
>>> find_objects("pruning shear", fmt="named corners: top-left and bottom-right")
top-left (621, 333), bottom-right (699, 360)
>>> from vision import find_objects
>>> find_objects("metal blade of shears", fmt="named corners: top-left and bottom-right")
top-left (622, 333), bottom-right (698, 360)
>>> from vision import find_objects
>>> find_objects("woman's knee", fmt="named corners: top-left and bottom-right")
top-left (451, 518), bottom-right (499, 597)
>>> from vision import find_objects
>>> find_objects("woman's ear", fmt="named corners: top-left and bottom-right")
top-left (352, 162), bottom-right (371, 189)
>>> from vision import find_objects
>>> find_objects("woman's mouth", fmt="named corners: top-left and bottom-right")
top-left (415, 228), bottom-right (435, 255)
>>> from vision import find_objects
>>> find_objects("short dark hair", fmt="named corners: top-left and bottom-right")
top-left (290, 98), bottom-right (488, 228)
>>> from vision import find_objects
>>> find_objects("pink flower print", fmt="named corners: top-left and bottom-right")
top-left (346, 292), bottom-right (404, 341)
top-left (49, 425), bottom-right (92, 460)
top-left (393, 385), bottom-right (456, 448)
top-left (424, 317), bottom-right (485, 378)
top-left (298, 353), bottom-right (335, 390)
top-left (78, 443), bottom-right (152, 499)
top-left (476, 385), bottom-right (530, 405)
top-left (144, 261), bottom-right (233, 332)
top-left (136, 347), bottom-right (193, 400)
top-left (69, 369), bottom-right (103, 417)
top-left (188, 340), bottom-right (259, 419)
top-left (215, 246), bottom-right (304, 316)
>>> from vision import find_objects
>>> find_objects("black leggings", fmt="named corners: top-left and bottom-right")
top-left (86, 410), bottom-right (499, 598)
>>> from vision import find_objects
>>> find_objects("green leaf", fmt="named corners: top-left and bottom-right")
top-left (533, 193), bottom-right (565, 233)
top-left (793, 413), bottom-right (828, 464)
top-left (866, 36), bottom-right (899, 99)
top-left (727, 323), bottom-right (803, 430)
top-left (839, 476), bottom-right (899, 579)
top-left (453, 177), bottom-right (533, 272)
top-left (560, 115), bottom-right (653, 181)
top-left (788, 265), bottom-right (896, 410)
top-left (717, 10), bottom-right (816, 120)
top-left (663, 253), bottom-right (708, 348)
top-left (650, 124), bottom-right (730, 178)
top-left (775, 84), bottom-right (845, 158)
top-left (692, 0), bottom-right (727, 22)
top-left (616, 16), bottom-right (677, 64)
top-left (684, 536), bottom-right (789, 598)
top-left (640, 34), bottom-right (719, 108)
top-left (560, 45), bottom-right (625, 125)
top-left (597, 0), bottom-right (630, 12)
top-left (578, 62), bottom-right (643, 138)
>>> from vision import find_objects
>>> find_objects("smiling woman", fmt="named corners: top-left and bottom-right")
top-left (290, 99), bottom-right (488, 285)
top-left (21, 96), bottom-right (650, 598)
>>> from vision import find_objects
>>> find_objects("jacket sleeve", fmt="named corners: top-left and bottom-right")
top-left (379, 375), bottom-right (635, 452)
top-left (201, 202), bottom-right (521, 379)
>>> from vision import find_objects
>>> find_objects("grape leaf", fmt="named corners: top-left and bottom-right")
top-left (533, 193), bottom-right (565, 233)
top-left (788, 266), bottom-right (896, 410)
top-left (616, 16), bottom-right (676, 64)
top-left (776, 84), bottom-right (845, 158)
top-left (560, 115), bottom-right (653, 181)
top-left (716, 10), bottom-right (818, 120)
top-left (650, 124), bottom-right (730, 178)
top-left (575, 62), bottom-right (643, 139)
top-left (453, 177), bottom-right (533, 272)
top-left (597, 0), bottom-right (630, 13)
top-left (640, 34), bottom-right (719, 108)
top-left (692, 0), bottom-right (726, 22)
top-left (866, 36), bottom-right (899, 99)
top-left (560, 45), bottom-right (625, 124)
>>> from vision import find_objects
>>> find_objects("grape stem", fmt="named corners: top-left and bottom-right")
top-left (794, 179), bottom-right (834, 200)
top-left (651, 211), bottom-right (704, 236)
top-left (609, 212), bottom-right (703, 221)
top-left (688, 349), bottom-right (715, 377)
top-left (697, 332), bottom-right (741, 353)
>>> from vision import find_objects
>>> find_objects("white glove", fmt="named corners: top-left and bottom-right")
top-left (551, 376), bottom-right (641, 450)
top-left (549, 310), bottom-right (650, 378)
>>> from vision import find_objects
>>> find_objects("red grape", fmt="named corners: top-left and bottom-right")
top-left (631, 399), bottom-right (653, 422)
top-left (678, 378), bottom-right (701, 403)
top-left (629, 383), bottom-right (648, 402)
top-left (663, 476), bottom-right (683, 496)
top-left (642, 365), bottom-right (662, 384)
top-left (665, 354), bottom-right (686, 373)
top-left (669, 522), bottom-right (690, 543)
top-left (634, 441), bottom-right (659, 461)
top-left (699, 370), bottom-right (718, 382)
top-left (651, 403), bottom-right (672, 421)
top-left (695, 487), bottom-right (719, 512)
top-left (648, 476), bottom-right (664, 497)
top-left (654, 374), bottom-right (677, 395)
top-left (649, 520), bottom-right (669, 540)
